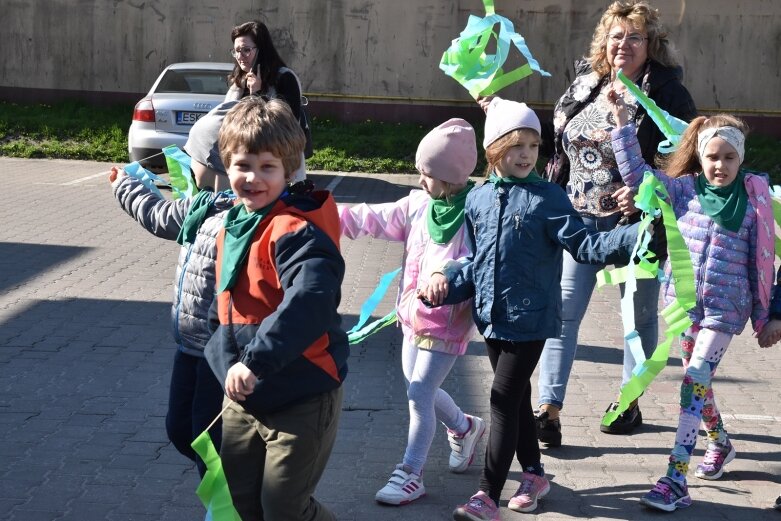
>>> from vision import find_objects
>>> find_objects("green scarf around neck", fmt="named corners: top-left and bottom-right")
top-left (488, 171), bottom-right (544, 186)
top-left (427, 181), bottom-right (474, 244)
top-left (694, 170), bottom-right (747, 232)
top-left (218, 201), bottom-right (278, 293)
top-left (176, 190), bottom-right (216, 246)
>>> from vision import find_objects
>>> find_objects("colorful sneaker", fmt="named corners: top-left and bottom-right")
top-left (508, 472), bottom-right (551, 512)
top-left (452, 491), bottom-right (499, 521)
top-left (448, 415), bottom-right (486, 473)
top-left (534, 409), bottom-right (562, 447)
top-left (695, 439), bottom-right (736, 480)
top-left (640, 476), bottom-right (692, 512)
top-left (374, 465), bottom-right (425, 505)
top-left (600, 401), bottom-right (642, 434)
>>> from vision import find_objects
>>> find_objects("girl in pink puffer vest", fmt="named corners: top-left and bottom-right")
top-left (339, 119), bottom-right (485, 506)
top-left (609, 95), bottom-right (773, 512)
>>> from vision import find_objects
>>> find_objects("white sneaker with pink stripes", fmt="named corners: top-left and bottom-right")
top-left (374, 464), bottom-right (426, 505)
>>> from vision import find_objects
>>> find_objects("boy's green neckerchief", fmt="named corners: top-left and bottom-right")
top-left (694, 170), bottom-right (747, 232)
top-left (488, 171), bottom-right (543, 186)
top-left (427, 181), bottom-right (475, 244)
top-left (218, 197), bottom-right (283, 293)
top-left (177, 190), bottom-right (216, 246)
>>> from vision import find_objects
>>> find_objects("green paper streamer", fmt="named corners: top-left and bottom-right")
top-left (615, 69), bottom-right (689, 153)
top-left (191, 430), bottom-right (241, 521)
top-left (164, 145), bottom-right (199, 200)
top-left (597, 211), bottom-right (658, 370)
top-left (348, 310), bottom-right (398, 344)
top-left (439, 0), bottom-right (550, 98)
top-left (598, 173), bottom-right (696, 427)
top-left (596, 262), bottom-right (657, 286)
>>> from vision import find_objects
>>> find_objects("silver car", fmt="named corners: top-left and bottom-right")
top-left (127, 62), bottom-right (234, 170)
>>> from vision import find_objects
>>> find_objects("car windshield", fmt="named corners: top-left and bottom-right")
top-left (155, 70), bottom-right (229, 95)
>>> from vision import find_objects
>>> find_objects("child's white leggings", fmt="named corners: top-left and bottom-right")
top-left (401, 335), bottom-right (469, 475)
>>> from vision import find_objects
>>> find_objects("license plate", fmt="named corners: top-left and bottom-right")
top-left (176, 111), bottom-right (206, 125)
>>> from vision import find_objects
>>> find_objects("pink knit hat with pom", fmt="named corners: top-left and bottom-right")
top-left (415, 118), bottom-right (477, 184)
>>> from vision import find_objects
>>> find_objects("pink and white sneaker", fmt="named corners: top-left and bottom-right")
top-left (447, 415), bottom-right (486, 473)
top-left (508, 472), bottom-right (550, 512)
top-left (452, 491), bottom-right (499, 521)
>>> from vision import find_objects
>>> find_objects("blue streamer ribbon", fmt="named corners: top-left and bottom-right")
top-left (123, 162), bottom-right (168, 198)
top-left (347, 268), bottom-right (401, 334)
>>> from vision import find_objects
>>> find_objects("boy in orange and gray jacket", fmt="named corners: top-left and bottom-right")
top-left (204, 97), bottom-right (346, 521)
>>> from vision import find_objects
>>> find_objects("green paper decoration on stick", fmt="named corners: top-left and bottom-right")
top-left (615, 69), bottom-right (689, 153)
top-left (440, 0), bottom-right (550, 98)
top-left (191, 407), bottom-right (241, 521)
top-left (163, 145), bottom-right (199, 200)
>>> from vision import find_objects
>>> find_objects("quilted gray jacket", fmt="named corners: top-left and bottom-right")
top-left (114, 176), bottom-right (233, 356)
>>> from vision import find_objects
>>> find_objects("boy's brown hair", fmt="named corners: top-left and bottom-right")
top-left (484, 128), bottom-right (541, 177)
top-left (219, 97), bottom-right (306, 178)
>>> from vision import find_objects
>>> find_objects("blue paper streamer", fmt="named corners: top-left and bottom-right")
top-left (347, 268), bottom-right (402, 334)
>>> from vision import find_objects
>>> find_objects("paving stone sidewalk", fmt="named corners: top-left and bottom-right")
top-left (0, 157), bottom-right (779, 521)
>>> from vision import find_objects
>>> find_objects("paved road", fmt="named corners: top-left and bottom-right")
top-left (1, 157), bottom-right (779, 520)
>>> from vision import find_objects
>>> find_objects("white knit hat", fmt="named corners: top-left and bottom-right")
top-left (483, 97), bottom-right (541, 148)
top-left (415, 118), bottom-right (477, 184)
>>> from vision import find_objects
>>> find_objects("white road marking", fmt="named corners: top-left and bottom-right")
top-left (325, 175), bottom-right (343, 193)
top-left (61, 170), bottom-right (112, 185)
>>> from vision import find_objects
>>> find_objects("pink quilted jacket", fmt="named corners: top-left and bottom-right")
top-left (338, 190), bottom-right (477, 355)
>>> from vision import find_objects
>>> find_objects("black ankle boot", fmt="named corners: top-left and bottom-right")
top-left (534, 410), bottom-right (562, 447)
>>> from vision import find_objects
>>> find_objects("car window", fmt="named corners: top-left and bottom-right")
top-left (156, 70), bottom-right (229, 95)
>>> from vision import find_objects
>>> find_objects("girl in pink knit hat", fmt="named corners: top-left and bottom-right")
top-left (338, 118), bottom-right (486, 506)
top-left (422, 97), bottom-right (642, 520)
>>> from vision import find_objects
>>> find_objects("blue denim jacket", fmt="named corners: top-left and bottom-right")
top-left (444, 180), bottom-right (639, 342)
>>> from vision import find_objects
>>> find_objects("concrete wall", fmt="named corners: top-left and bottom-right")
top-left (1, 0), bottom-right (779, 127)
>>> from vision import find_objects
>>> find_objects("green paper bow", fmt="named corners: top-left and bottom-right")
top-left (440, 0), bottom-right (550, 98)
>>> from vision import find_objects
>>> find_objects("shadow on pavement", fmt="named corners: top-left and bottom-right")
top-left (0, 242), bottom-right (91, 294)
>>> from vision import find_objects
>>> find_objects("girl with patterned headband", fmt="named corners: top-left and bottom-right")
top-left (609, 94), bottom-right (774, 512)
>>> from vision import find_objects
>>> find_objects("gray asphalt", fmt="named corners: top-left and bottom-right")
top-left (1, 157), bottom-right (779, 520)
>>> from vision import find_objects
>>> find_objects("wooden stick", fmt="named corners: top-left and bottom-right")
top-left (205, 400), bottom-right (233, 433)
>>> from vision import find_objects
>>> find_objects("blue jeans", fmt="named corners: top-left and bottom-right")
top-left (537, 213), bottom-right (660, 410)
top-left (166, 349), bottom-right (225, 477)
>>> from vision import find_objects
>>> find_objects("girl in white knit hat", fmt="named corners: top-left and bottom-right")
top-left (338, 119), bottom-right (486, 506)
top-left (421, 98), bottom-right (641, 519)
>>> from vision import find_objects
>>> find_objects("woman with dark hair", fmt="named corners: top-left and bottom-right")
top-left (226, 20), bottom-right (310, 180)
top-left (226, 21), bottom-right (297, 112)
top-left (534, 0), bottom-right (697, 446)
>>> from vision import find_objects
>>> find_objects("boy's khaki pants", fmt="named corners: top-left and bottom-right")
top-left (220, 386), bottom-right (343, 521)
